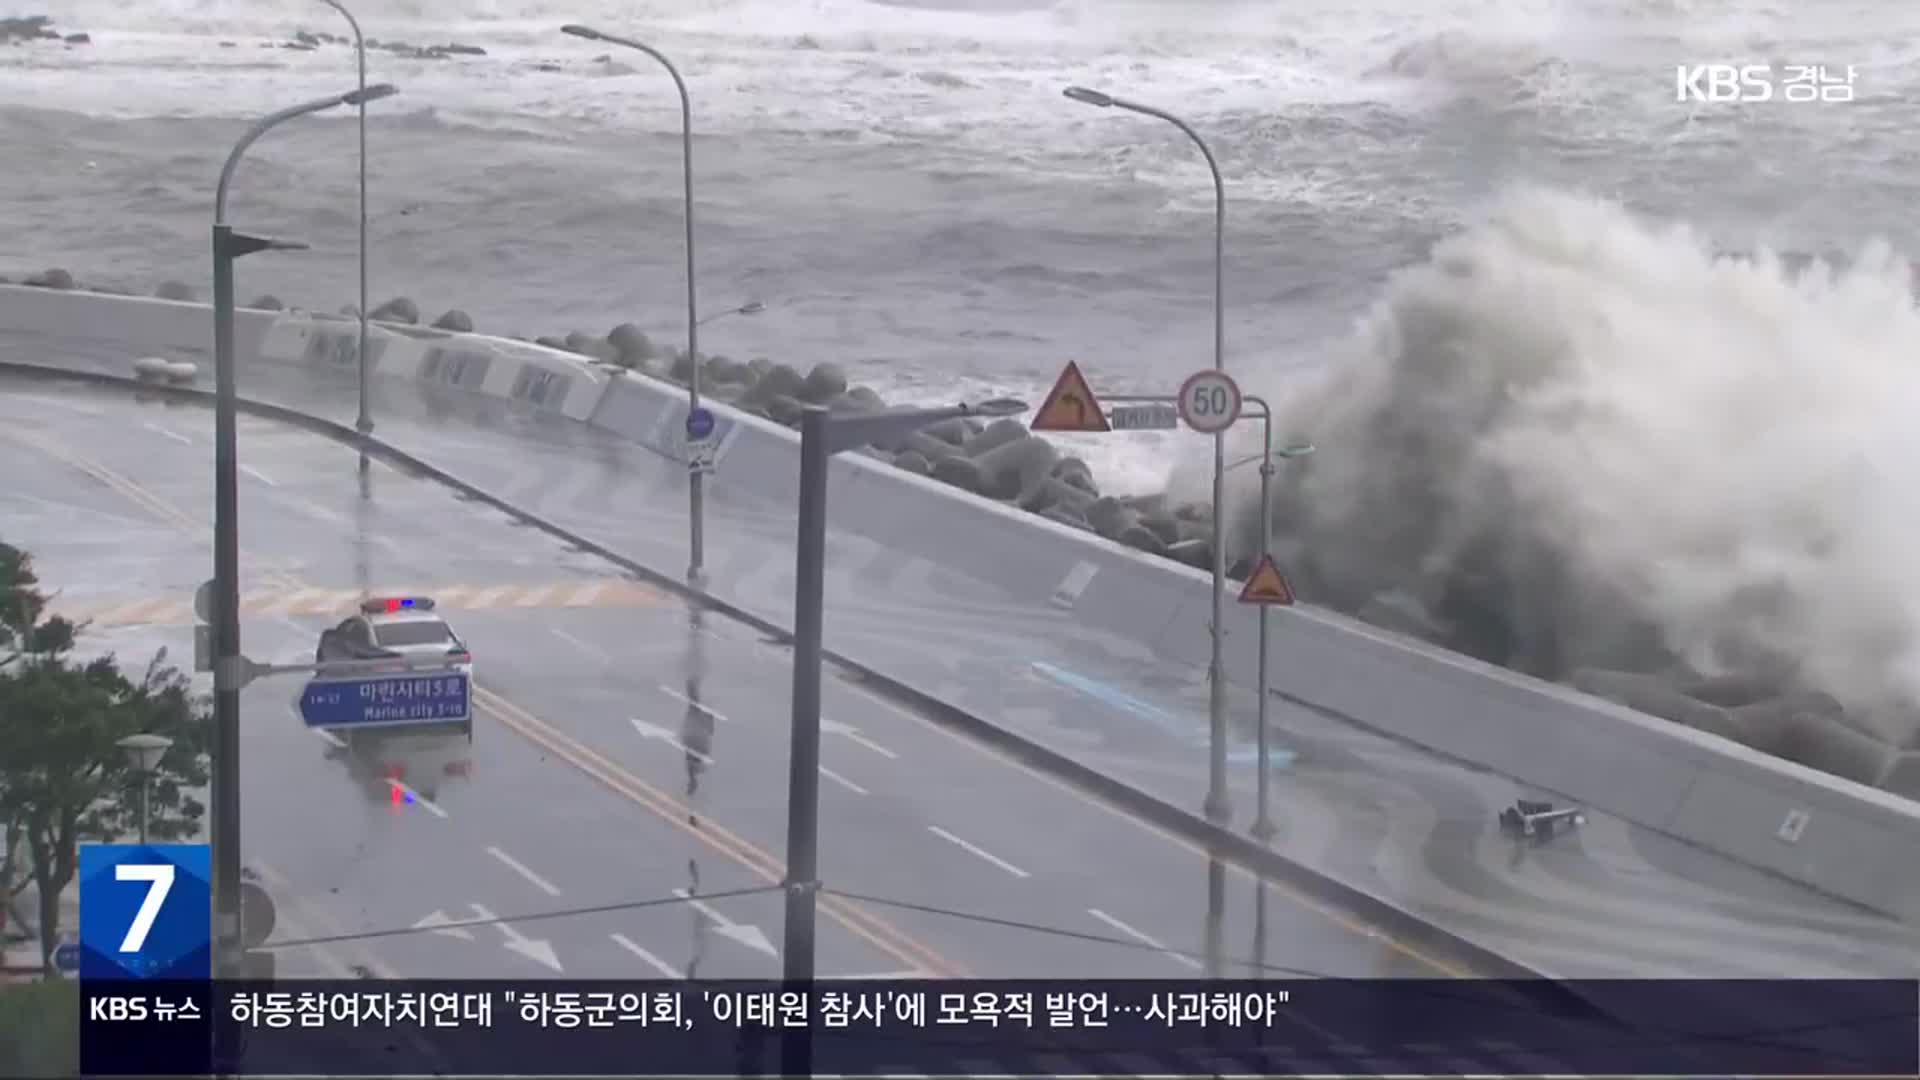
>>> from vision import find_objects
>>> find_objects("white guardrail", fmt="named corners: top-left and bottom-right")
top-left (7, 283), bottom-right (1920, 924)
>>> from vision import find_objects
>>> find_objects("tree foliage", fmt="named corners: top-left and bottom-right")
top-left (0, 541), bottom-right (211, 973)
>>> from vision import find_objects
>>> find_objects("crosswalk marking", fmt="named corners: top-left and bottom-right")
top-left (49, 579), bottom-right (668, 627)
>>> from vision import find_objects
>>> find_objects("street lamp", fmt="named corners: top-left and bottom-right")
top-left (1063, 84), bottom-right (1235, 828)
top-left (117, 733), bottom-right (174, 845)
top-left (315, 0), bottom-right (372, 444)
top-left (1223, 399), bottom-right (1314, 842)
top-left (781, 398), bottom-right (1025, 1075)
top-left (697, 298), bottom-right (765, 328)
top-left (560, 23), bottom-right (709, 585)
top-left (210, 81), bottom-right (399, 980)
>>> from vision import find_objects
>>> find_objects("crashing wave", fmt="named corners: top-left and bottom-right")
top-left (1216, 186), bottom-right (1920, 758)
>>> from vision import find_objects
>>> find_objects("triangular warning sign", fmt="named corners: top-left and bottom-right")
top-left (1238, 554), bottom-right (1296, 606)
top-left (1029, 361), bottom-right (1110, 433)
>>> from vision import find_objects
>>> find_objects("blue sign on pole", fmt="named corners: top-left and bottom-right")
top-left (298, 672), bottom-right (470, 729)
top-left (52, 941), bottom-right (79, 974)
top-left (685, 406), bottom-right (715, 441)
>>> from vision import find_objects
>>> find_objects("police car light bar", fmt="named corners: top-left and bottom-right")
top-left (361, 596), bottom-right (436, 614)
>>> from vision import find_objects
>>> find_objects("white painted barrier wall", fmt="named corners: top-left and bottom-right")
top-left (9, 284), bottom-right (1920, 922)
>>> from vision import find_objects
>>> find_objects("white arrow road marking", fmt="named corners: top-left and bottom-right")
top-left (1087, 908), bottom-right (1202, 972)
top-left (486, 846), bottom-right (562, 897)
top-left (822, 717), bottom-right (897, 759)
top-left (468, 903), bottom-right (563, 973)
top-left (610, 933), bottom-right (684, 979)
top-left (671, 888), bottom-right (776, 957)
top-left (631, 717), bottom-right (714, 764)
top-left (657, 684), bottom-right (730, 723)
top-left (411, 909), bottom-right (477, 942)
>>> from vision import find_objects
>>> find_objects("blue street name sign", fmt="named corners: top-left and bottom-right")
top-left (298, 672), bottom-right (470, 729)
top-left (685, 406), bottom-right (716, 441)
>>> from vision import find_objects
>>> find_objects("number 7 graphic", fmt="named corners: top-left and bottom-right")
top-left (116, 863), bottom-right (175, 953)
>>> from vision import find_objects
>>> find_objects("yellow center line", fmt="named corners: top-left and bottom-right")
top-left (26, 431), bottom-right (962, 977)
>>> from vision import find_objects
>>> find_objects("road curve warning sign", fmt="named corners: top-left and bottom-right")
top-left (1030, 361), bottom-right (1110, 433)
top-left (1238, 555), bottom-right (1296, 606)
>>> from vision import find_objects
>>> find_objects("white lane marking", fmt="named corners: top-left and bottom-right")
top-left (466, 585), bottom-right (516, 609)
top-left (239, 464), bottom-right (277, 487)
top-left (142, 422), bottom-right (192, 445)
top-left (550, 627), bottom-right (609, 662)
top-left (658, 684), bottom-right (731, 723)
top-left (1086, 908), bottom-right (1202, 971)
top-left (385, 778), bottom-right (449, 819)
top-left (610, 932), bottom-right (685, 979)
top-left (487, 845), bottom-right (561, 897)
top-left (824, 718), bottom-right (898, 759)
top-left (310, 728), bottom-right (347, 749)
top-left (819, 766), bottom-right (869, 796)
top-left (927, 825), bottom-right (1029, 879)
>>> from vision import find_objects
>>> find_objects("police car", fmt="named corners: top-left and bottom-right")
top-left (315, 597), bottom-right (473, 741)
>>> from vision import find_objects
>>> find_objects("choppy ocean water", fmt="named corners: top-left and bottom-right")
top-left (5, 0), bottom-right (1914, 492)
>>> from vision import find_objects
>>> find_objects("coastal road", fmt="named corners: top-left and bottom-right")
top-left (0, 377), bottom-right (1451, 981)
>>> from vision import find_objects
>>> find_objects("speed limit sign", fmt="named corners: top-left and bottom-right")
top-left (1177, 369), bottom-right (1243, 434)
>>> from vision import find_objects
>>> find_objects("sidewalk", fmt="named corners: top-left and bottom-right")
top-left (1, 877), bottom-right (79, 980)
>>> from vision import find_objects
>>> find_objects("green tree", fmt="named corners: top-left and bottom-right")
top-left (0, 541), bottom-right (210, 973)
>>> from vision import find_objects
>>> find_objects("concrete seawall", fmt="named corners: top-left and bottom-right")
top-left (5, 282), bottom-right (1918, 928)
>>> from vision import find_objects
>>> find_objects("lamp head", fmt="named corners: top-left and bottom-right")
top-left (342, 83), bottom-right (398, 106)
top-left (1276, 441), bottom-right (1317, 458)
top-left (967, 397), bottom-right (1029, 418)
top-left (1063, 86), bottom-right (1115, 108)
top-left (117, 732), bottom-right (174, 774)
top-left (561, 24), bottom-right (603, 41)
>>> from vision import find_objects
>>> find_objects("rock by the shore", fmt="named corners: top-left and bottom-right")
top-left (432, 309), bottom-right (474, 332)
top-left (247, 294), bottom-right (285, 311)
top-left (1, 15), bottom-right (62, 43)
top-left (155, 280), bottom-right (195, 302)
top-left (369, 296), bottom-right (419, 324)
top-left (607, 323), bottom-right (653, 368)
top-left (24, 267), bottom-right (74, 289)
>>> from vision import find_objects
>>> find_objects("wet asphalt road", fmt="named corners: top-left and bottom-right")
top-left (0, 379), bottom-right (1439, 982)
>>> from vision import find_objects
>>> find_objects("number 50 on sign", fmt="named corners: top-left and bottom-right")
top-left (1178, 369), bottom-right (1242, 434)
top-left (78, 843), bottom-right (212, 980)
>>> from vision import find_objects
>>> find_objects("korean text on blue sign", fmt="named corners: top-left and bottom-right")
top-left (299, 672), bottom-right (470, 729)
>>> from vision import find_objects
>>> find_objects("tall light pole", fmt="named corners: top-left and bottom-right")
top-left (560, 23), bottom-right (707, 583)
top-left (117, 733), bottom-right (174, 845)
top-left (1063, 84), bottom-right (1234, 826)
top-left (211, 82), bottom-right (398, 980)
top-left (783, 398), bottom-right (1026, 1076)
top-left (315, 0), bottom-right (371, 445)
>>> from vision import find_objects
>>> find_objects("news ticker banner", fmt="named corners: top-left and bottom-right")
top-left (79, 979), bottom-right (1917, 1077)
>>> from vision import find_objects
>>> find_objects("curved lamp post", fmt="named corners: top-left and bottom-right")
top-left (210, 82), bottom-right (398, 980)
top-left (117, 733), bottom-right (174, 844)
top-left (560, 23), bottom-right (708, 584)
top-left (315, 0), bottom-right (372, 441)
top-left (1063, 85), bottom-right (1235, 828)
top-left (780, 397), bottom-right (1026, 1076)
